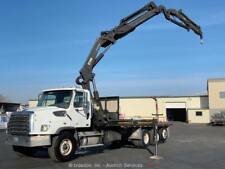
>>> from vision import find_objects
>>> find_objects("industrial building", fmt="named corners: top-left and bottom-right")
top-left (100, 95), bottom-right (209, 124)
top-left (208, 79), bottom-right (225, 115)
top-left (28, 78), bottom-right (225, 124)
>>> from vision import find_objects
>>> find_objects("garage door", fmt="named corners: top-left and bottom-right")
top-left (166, 102), bottom-right (187, 122)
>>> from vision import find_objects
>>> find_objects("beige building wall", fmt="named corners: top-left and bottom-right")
top-left (110, 96), bottom-right (209, 123)
top-left (157, 96), bottom-right (208, 111)
top-left (157, 96), bottom-right (209, 123)
top-left (105, 100), bottom-right (118, 113)
top-left (187, 109), bottom-right (210, 123)
top-left (29, 100), bottom-right (38, 108)
top-left (119, 98), bottom-right (159, 120)
top-left (208, 79), bottom-right (225, 113)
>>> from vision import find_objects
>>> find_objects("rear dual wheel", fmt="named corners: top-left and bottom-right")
top-left (132, 128), bottom-right (168, 148)
top-left (149, 129), bottom-right (159, 145)
top-left (132, 130), bottom-right (151, 148)
top-left (158, 128), bottom-right (168, 143)
top-left (149, 128), bottom-right (168, 144)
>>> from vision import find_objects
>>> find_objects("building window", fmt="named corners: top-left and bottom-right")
top-left (196, 111), bottom-right (202, 116)
top-left (219, 91), bottom-right (225, 99)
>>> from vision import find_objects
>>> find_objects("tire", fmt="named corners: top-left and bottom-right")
top-left (132, 130), bottom-right (151, 148)
top-left (13, 146), bottom-right (37, 157)
top-left (158, 128), bottom-right (168, 143)
top-left (48, 133), bottom-right (77, 162)
top-left (149, 129), bottom-right (159, 145)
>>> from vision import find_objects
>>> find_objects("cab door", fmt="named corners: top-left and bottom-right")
top-left (73, 91), bottom-right (91, 127)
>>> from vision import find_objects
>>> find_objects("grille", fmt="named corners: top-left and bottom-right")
top-left (7, 112), bottom-right (32, 135)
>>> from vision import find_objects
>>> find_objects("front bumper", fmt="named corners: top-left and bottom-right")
top-left (5, 134), bottom-right (51, 147)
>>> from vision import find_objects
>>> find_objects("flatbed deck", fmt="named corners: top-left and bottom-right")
top-left (107, 119), bottom-right (169, 128)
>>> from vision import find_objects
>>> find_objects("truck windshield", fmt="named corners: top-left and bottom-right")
top-left (37, 90), bottom-right (72, 109)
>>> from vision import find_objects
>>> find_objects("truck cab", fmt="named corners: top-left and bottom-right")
top-left (8, 88), bottom-right (91, 135)
top-left (36, 88), bottom-right (92, 129)
top-left (6, 88), bottom-right (97, 161)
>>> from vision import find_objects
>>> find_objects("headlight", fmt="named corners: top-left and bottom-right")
top-left (41, 125), bottom-right (49, 132)
top-left (29, 113), bottom-right (34, 132)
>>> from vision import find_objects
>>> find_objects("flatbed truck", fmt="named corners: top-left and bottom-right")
top-left (6, 1), bottom-right (202, 161)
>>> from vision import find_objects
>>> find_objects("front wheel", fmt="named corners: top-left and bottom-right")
top-left (48, 133), bottom-right (77, 162)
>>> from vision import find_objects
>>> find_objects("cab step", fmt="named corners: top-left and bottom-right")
top-left (78, 131), bottom-right (103, 137)
top-left (79, 144), bottom-right (104, 149)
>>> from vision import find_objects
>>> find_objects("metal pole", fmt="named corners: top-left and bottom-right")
top-left (150, 120), bottom-right (162, 159)
top-left (154, 123), bottom-right (158, 156)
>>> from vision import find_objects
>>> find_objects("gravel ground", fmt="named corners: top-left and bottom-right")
top-left (0, 122), bottom-right (225, 169)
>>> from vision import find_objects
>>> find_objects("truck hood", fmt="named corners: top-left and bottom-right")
top-left (26, 106), bottom-right (66, 113)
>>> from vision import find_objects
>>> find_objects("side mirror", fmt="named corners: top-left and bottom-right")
top-left (38, 93), bottom-right (42, 101)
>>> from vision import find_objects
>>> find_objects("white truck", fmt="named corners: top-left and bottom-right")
top-left (6, 1), bottom-right (202, 162)
top-left (6, 87), bottom-right (169, 161)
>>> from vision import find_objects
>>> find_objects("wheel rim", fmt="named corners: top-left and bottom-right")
top-left (155, 133), bottom-right (159, 142)
top-left (162, 129), bottom-right (168, 139)
top-left (60, 139), bottom-right (73, 156)
top-left (143, 133), bottom-right (149, 145)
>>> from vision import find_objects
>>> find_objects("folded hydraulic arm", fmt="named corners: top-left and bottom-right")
top-left (76, 1), bottom-right (203, 124)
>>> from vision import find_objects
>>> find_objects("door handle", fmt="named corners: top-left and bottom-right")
top-left (87, 113), bottom-right (90, 120)
top-left (75, 108), bottom-right (83, 111)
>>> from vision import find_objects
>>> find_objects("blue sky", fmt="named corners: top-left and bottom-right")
top-left (1, 0), bottom-right (225, 103)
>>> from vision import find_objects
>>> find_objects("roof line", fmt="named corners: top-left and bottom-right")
top-left (208, 78), bottom-right (225, 82)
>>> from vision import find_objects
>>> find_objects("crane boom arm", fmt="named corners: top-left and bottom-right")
top-left (75, 1), bottom-right (203, 125)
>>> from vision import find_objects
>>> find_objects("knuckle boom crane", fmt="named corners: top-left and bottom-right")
top-left (76, 1), bottom-right (203, 127)
top-left (6, 2), bottom-right (204, 161)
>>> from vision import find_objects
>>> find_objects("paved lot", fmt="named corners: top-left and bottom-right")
top-left (0, 123), bottom-right (225, 169)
